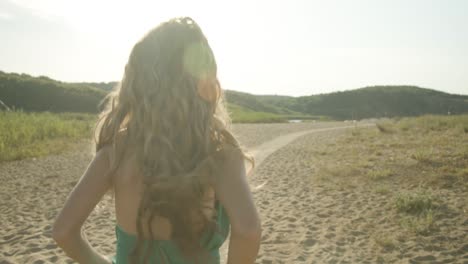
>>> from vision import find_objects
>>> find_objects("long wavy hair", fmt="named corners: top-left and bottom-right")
top-left (94, 17), bottom-right (253, 263)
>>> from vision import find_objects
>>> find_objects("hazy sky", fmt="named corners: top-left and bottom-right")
top-left (1, 0), bottom-right (467, 96)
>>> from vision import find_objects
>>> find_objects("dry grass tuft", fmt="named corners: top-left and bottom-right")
top-left (367, 169), bottom-right (393, 180)
top-left (395, 187), bottom-right (439, 235)
top-left (376, 122), bottom-right (395, 133)
top-left (395, 188), bottom-right (435, 215)
top-left (374, 234), bottom-right (398, 251)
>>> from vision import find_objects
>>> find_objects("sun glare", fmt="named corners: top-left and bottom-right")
top-left (11, 0), bottom-right (211, 40)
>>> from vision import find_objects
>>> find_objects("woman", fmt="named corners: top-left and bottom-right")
top-left (52, 17), bottom-right (261, 264)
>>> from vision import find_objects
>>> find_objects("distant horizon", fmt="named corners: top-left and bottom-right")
top-left (3, 69), bottom-right (467, 97)
top-left (1, 0), bottom-right (467, 97)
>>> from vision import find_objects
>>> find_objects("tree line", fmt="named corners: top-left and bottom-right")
top-left (0, 71), bottom-right (106, 113)
top-left (1, 71), bottom-right (467, 120)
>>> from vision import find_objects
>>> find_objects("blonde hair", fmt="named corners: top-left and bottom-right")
top-left (95, 17), bottom-right (253, 263)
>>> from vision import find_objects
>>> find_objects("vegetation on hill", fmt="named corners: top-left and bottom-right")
top-left (72, 81), bottom-right (117, 91)
top-left (225, 90), bottom-right (296, 115)
top-left (258, 86), bottom-right (468, 120)
top-left (0, 71), bottom-right (106, 113)
top-left (224, 91), bottom-right (321, 122)
top-left (1, 71), bottom-right (468, 121)
top-left (0, 72), bottom-right (312, 122)
top-left (226, 86), bottom-right (468, 120)
top-left (227, 103), bottom-right (287, 123)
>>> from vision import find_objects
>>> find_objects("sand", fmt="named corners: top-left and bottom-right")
top-left (244, 127), bottom-right (468, 264)
top-left (1, 122), bottom-right (466, 263)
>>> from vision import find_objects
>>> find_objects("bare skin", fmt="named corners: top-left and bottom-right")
top-left (53, 144), bottom-right (261, 263)
top-left (113, 151), bottom-right (219, 239)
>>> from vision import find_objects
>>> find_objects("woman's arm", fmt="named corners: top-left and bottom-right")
top-left (214, 149), bottom-right (262, 264)
top-left (52, 146), bottom-right (114, 264)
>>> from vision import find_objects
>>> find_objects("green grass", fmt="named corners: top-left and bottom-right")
top-left (376, 122), bottom-right (395, 133)
top-left (0, 111), bottom-right (95, 161)
top-left (373, 234), bottom-right (397, 251)
top-left (367, 169), bottom-right (393, 180)
top-left (377, 114), bottom-right (468, 133)
top-left (0, 106), bottom-right (309, 162)
top-left (227, 103), bottom-right (323, 123)
top-left (228, 103), bottom-right (288, 123)
top-left (399, 209), bottom-right (435, 235)
top-left (410, 149), bottom-right (434, 164)
top-left (0, 104), bottom-right (319, 162)
top-left (374, 185), bottom-right (391, 195)
top-left (395, 188), bottom-right (435, 215)
top-left (395, 188), bottom-right (437, 235)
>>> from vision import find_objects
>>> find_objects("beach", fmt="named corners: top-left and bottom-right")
top-left (1, 121), bottom-right (467, 263)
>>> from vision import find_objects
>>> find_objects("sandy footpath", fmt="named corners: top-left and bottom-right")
top-left (240, 128), bottom-right (467, 264)
top-left (219, 124), bottom-right (374, 263)
top-left (0, 122), bottom-right (354, 263)
top-left (3, 121), bottom-right (466, 263)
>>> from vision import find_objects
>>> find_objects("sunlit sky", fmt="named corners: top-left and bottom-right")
top-left (1, 0), bottom-right (467, 96)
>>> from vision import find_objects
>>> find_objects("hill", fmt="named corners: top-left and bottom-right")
top-left (0, 72), bottom-right (292, 122)
top-left (257, 86), bottom-right (468, 120)
top-left (224, 90), bottom-right (297, 115)
top-left (1, 71), bottom-right (467, 120)
top-left (0, 71), bottom-right (106, 113)
top-left (72, 82), bottom-right (117, 92)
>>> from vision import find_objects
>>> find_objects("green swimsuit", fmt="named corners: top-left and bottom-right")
top-left (112, 201), bottom-right (230, 264)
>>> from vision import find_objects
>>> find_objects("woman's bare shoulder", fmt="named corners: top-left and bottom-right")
top-left (214, 144), bottom-right (245, 170)
top-left (210, 144), bottom-right (260, 239)
top-left (209, 145), bottom-right (253, 191)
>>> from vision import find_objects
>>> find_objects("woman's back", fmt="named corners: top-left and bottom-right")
top-left (52, 17), bottom-right (261, 264)
top-left (113, 193), bottom-right (229, 264)
top-left (112, 148), bottom-right (231, 263)
top-left (113, 149), bottom-right (220, 237)
top-left (113, 151), bottom-right (174, 240)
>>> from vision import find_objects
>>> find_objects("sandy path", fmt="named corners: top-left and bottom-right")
top-left (248, 125), bottom-right (373, 167)
top-left (0, 122), bottom-right (371, 263)
top-left (219, 124), bottom-right (373, 263)
top-left (231, 127), bottom-right (467, 264)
